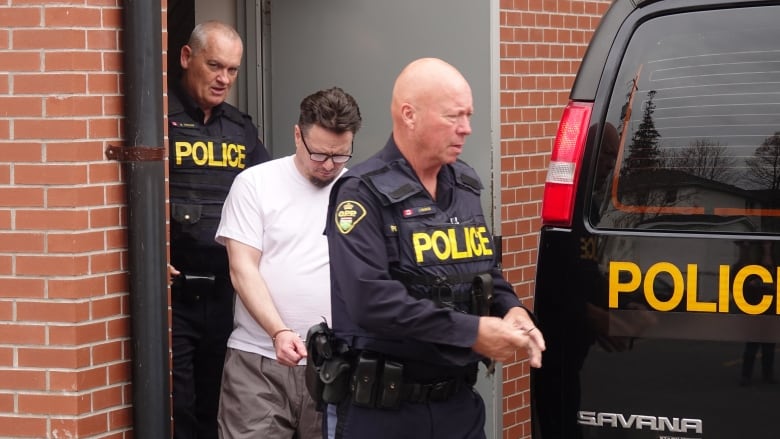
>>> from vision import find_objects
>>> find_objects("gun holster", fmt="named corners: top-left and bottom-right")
top-left (305, 320), bottom-right (352, 408)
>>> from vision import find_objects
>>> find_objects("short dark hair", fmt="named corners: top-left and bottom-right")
top-left (298, 87), bottom-right (362, 136)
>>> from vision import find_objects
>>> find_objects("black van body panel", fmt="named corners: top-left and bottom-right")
top-left (532, 0), bottom-right (780, 438)
top-left (534, 230), bottom-right (780, 438)
top-left (569, 0), bottom-right (635, 101)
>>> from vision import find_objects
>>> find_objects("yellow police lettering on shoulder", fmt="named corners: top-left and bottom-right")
top-left (412, 226), bottom-right (493, 264)
top-left (609, 260), bottom-right (779, 315)
top-left (174, 140), bottom-right (247, 169)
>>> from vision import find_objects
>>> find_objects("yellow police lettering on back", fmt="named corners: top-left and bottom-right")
top-left (609, 260), bottom-right (780, 315)
top-left (175, 140), bottom-right (247, 169)
top-left (412, 226), bottom-right (493, 263)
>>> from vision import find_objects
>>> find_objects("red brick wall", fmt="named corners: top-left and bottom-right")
top-left (498, 1), bottom-right (611, 438)
top-left (0, 2), bottom-right (132, 438)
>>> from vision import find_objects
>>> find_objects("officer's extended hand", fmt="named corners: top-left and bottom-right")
top-left (503, 306), bottom-right (546, 367)
top-left (274, 331), bottom-right (308, 367)
top-left (472, 313), bottom-right (545, 368)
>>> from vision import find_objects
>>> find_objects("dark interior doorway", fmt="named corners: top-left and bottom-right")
top-left (167, 0), bottom-right (195, 89)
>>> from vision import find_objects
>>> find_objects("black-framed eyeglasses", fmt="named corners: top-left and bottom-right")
top-left (300, 132), bottom-right (353, 164)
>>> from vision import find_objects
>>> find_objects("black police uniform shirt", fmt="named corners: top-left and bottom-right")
top-left (325, 136), bottom-right (524, 369)
top-left (169, 83), bottom-right (270, 275)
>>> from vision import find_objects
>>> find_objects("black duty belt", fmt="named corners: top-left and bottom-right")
top-left (399, 376), bottom-right (466, 403)
top-left (350, 351), bottom-right (477, 409)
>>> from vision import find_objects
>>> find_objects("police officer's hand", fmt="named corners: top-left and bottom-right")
top-left (503, 306), bottom-right (546, 367)
top-left (472, 313), bottom-right (545, 368)
top-left (274, 331), bottom-right (308, 367)
top-left (167, 264), bottom-right (180, 286)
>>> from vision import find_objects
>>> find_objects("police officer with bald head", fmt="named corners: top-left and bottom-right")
top-left (168, 20), bottom-right (270, 439)
top-left (324, 58), bottom-right (545, 438)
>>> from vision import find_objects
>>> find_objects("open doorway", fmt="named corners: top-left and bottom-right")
top-left (166, 0), bottom-right (194, 92)
top-left (167, 0), bottom-right (241, 106)
top-left (166, 1), bottom-right (502, 436)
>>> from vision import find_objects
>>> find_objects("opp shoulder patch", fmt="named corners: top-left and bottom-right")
top-left (334, 200), bottom-right (367, 234)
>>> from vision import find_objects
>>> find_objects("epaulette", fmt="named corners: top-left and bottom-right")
top-left (222, 103), bottom-right (250, 127)
top-left (451, 159), bottom-right (483, 195)
top-left (361, 161), bottom-right (424, 207)
top-left (167, 92), bottom-right (185, 116)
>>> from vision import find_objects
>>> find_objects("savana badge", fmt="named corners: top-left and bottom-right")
top-left (335, 200), bottom-right (366, 234)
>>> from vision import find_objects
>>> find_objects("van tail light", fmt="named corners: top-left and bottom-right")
top-left (541, 101), bottom-right (593, 227)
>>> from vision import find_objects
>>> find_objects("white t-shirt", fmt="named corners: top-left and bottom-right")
top-left (216, 155), bottom-right (342, 361)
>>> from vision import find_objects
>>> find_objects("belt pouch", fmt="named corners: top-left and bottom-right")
top-left (351, 352), bottom-right (379, 407)
top-left (377, 360), bottom-right (403, 409)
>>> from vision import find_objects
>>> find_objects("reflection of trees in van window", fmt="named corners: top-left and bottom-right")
top-left (745, 132), bottom-right (780, 191)
top-left (622, 90), bottom-right (661, 177)
top-left (662, 139), bottom-right (739, 185)
top-left (594, 8), bottom-right (780, 232)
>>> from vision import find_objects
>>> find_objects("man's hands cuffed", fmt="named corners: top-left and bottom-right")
top-left (272, 329), bottom-right (308, 367)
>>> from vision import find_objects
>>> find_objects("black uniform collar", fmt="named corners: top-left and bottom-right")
top-left (171, 81), bottom-right (226, 125)
top-left (381, 135), bottom-right (455, 205)
top-left (377, 135), bottom-right (405, 162)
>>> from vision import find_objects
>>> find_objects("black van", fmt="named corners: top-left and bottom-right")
top-left (531, 1), bottom-right (780, 438)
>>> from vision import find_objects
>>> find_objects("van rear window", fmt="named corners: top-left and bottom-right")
top-left (591, 5), bottom-right (780, 234)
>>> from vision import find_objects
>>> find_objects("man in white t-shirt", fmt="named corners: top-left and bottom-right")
top-left (215, 87), bottom-right (362, 439)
